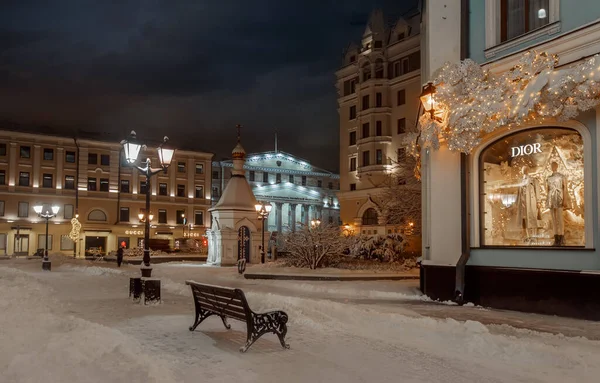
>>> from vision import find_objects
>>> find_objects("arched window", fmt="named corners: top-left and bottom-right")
top-left (88, 209), bottom-right (107, 222)
top-left (480, 127), bottom-right (584, 247)
top-left (362, 208), bottom-right (378, 226)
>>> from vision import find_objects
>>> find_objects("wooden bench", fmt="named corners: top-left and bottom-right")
top-left (185, 280), bottom-right (290, 353)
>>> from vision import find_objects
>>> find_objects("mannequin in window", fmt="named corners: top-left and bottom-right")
top-left (514, 165), bottom-right (540, 242)
top-left (546, 161), bottom-right (571, 246)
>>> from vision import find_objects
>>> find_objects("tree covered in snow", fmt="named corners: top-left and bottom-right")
top-left (373, 151), bottom-right (421, 236)
top-left (282, 224), bottom-right (351, 269)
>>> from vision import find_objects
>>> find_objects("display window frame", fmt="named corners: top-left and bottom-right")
top-left (472, 123), bottom-right (594, 250)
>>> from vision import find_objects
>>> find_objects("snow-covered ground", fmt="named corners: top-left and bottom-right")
top-left (1, 257), bottom-right (600, 383)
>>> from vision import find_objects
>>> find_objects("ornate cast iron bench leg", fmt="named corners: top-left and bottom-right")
top-left (221, 315), bottom-right (231, 330)
top-left (189, 308), bottom-right (215, 331)
top-left (239, 311), bottom-right (289, 353)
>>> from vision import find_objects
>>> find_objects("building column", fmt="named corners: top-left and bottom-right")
top-left (316, 206), bottom-right (323, 220)
top-left (33, 145), bottom-right (41, 189)
top-left (302, 204), bottom-right (309, 227)
top-left (275, 202), bottom-right (283, 233)
top-left (56, 147), bottom-right (64, 192)
top-left (8, 143), bottom-right (17, 191)
top-left (289, 203), bottom-right (297, 232)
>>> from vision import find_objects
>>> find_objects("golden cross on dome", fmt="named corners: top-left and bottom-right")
top-left (236, 124), bottom-right (242, 142)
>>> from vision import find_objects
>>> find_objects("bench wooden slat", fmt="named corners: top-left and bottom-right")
top-left (194, 296), bottom-right (247, 321)
top-left (187, 281), bottom-right (239, 297)
top-left (192, 290), bottom-right (245, 308)
top-left (195, 302), bottom-right (247, 321)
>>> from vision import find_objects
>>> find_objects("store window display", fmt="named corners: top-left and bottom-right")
top-left (481, 128), bottom-right (584, 247)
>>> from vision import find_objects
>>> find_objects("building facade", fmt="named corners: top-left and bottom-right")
top-left (212, 150), bottom-right (340, 234)
top-left (0, 130), bottom-right (213, 257)
top-left (335, 10), bottom-right (422, 237)
top-left (419, 0), bottom-right (600, 318)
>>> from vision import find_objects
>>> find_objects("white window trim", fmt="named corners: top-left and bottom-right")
top-left (485, 0), bottom-right (561, 58)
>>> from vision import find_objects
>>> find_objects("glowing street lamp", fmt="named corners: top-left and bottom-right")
top-left (33, 204), bottom-right (60, 271)
top-left (255, 202), bottom-right (273, 263)
top-left (310, 219), bottom-right (321, 228)
top-left (420, 82), bottom-right (441, 121)
top-left (121, 130), bottom-right (175, 278)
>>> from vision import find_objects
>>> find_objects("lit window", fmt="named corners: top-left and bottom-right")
top-left (480, 127), bottom-right (584, 247)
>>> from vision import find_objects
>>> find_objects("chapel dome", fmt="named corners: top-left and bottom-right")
top-left (232, 142), bottom-right (246, 159)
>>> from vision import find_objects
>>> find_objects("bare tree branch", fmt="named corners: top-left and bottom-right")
top-left (282, 224), bottom-right (351, 269)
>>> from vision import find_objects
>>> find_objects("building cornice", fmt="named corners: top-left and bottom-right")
top-left (0, 129), bottom-right (214, 159)
top-left (216, 161), bottom-right (340, 178)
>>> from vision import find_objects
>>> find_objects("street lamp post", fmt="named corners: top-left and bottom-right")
top-left (33, 204), bottom-right (60, 271)
top-left (254, 202), bottom-right (272, 263)
top-left (121, 130), bottom-right (174, 278)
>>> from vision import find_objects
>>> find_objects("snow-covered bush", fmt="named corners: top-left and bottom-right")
top-left (281, 224), bottom-right (351, 269)
top-left (349, 233), bottom-right (408, 262)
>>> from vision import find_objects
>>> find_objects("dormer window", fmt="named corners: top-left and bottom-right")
top-left (350, 55), bottom-right (356, 63)
top-left (397, 32), bottom-right (405, 41)
top-left (374, 40), bottom-right (382, 48)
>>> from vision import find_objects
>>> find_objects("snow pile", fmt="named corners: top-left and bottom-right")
top-left (60, 264), bottom-right (126, 276)
top-left (159, 277), bottom-right (192, 297)
top-left (283, 281), bottom-right (441, 302)
top-left (245, 291), bottom-right (600, 382)
top-left (0, 267), bottom-right (179, 383)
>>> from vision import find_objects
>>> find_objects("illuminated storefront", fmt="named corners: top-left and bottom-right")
top-left (480, 127), bottom-right (585, 247)
top-left (415, 43), bottom-right (600, 318)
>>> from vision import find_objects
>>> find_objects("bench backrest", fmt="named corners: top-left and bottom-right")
top-left (185, 280), bottom-right (251, 322)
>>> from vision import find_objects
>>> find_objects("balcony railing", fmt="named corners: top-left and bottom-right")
top-left (357, 163), bottom-right (392, 175)
top-left (356, 135), bottom-right (392, 146)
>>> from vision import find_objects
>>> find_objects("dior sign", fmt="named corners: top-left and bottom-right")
top-left (511, 143), bottom-right (542, 157)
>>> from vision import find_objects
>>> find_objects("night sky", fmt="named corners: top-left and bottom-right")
top-left (0, 0), bottom-right (418, 172)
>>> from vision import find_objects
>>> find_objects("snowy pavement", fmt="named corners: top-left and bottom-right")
top-left (1, 257), bottom-right (600, 383)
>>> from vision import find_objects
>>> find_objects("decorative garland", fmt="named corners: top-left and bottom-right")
top-left (69, 217), bottom-right (81, 242)
top-left (405, 51), bottom-right (600, 161)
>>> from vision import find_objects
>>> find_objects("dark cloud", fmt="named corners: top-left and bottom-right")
top-left (0, 0), bottom-right (418, 171)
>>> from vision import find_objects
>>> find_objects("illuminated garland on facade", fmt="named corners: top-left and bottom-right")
top-left (69, 217), bottom-right (81, 242)
top-left (406, 51), bottom-right (600, 158)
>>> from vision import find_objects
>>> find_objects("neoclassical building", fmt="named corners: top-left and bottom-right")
top-left (335, 9), bottom-right (422, 236)
top-left (211, 149), bottom-right (340, 234)
top-left (0, 129), bottom-right (212, 256)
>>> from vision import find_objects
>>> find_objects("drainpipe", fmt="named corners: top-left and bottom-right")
top-left (454, 0), bottom-right (471, 304)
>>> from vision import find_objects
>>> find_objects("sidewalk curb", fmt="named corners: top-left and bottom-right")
top-left (102, 256), bottom-right (208, 265)
top-left (243, 273), bottom-right (419, 281)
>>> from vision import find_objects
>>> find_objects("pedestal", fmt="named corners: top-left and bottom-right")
top-left (141, 266), bottom-right (152, 278)
top-left (42, 260), bottom-right (51, 271)
top-left (129, 277), bottom-right (161, 304)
